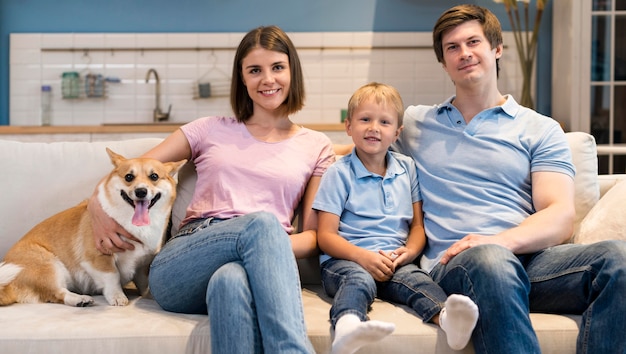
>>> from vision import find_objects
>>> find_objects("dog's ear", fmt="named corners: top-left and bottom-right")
top-left (105, 148), bottom-right (127, 166)
top-left (165, 159), bottom-right (187, 177)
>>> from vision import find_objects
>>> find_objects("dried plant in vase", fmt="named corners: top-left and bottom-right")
top-left (494, 0), bottom-right (548, 109)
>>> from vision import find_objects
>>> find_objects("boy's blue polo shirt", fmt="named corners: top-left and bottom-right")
top-left (313, 149), bottom-right (421, 264)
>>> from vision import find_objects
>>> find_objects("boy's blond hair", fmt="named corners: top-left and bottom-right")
top-left (346, 82), bottom-right (404, 126)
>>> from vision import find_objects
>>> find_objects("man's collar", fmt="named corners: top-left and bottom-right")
top-left (436, 94), bottom-right (520, 119)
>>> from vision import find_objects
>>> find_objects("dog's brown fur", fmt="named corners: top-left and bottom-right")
top-left (0, 149), bottom-right (186, 307)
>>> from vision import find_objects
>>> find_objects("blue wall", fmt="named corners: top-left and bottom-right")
top-left (0, 0), bottom-right (552, 125)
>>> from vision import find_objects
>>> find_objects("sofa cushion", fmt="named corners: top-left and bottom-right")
top-left (0, 292), bottom-right (209, 354)
top-left (565, 132), bottom-right (600, 239)
top-left (0, 285), bottom-right (581, 354)
top-left (574, 179), bottom-right (626, 244)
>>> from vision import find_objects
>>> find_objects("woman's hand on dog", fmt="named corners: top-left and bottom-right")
top-left (88, 193), bottom-right (135, 254)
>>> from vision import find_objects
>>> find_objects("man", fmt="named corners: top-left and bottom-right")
top-left (392, 4), bottom-right (626, 353)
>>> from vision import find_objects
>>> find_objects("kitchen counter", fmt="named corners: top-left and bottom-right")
top-left (0, 123), bottom-right (351, 144)
top-left (0, 124), bottom-right (344, 135)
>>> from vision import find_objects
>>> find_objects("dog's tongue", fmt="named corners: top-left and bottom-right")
top-left (132, 200), bottom-right (150, 226)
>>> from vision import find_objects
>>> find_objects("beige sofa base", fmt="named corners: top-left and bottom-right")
top-left (0, 284), bottom-right (580, 354)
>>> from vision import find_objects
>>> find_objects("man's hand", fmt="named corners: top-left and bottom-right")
top-left (440, 234), bottom-right (503, 265)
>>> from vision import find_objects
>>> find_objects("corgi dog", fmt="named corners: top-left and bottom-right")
top-left (0, 148), bottom-right (186, 307)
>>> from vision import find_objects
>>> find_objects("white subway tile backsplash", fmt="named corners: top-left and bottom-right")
top-left (10, 34), bottom-right (41, 49)
top-left (352, 32), bottom-right (375, 47)
top-left (10, 49), bottom-right (41, 64)
top-left (105, 52), bottom-right (136, 65)
top-left (41, 34), bottom-right (73, 48)
top-left (136, 52), bottom-right (168, 66)
top-left (104, 34), bottom-right (137, 48)
top-left (167, 51), bottom-right (198, 65)
top-left (322, 32), bottom-right (353, 48)
top-left (10, 80), bottom-right (39, 96)
top-left (9, 64), bottom-right (38, 80)
top-left (135, 34), bottom-right (168, 48)
top-left (10, 32), bottom-right (522, 126)
top-left (73, 34), bottom-right (105, 49)
top-left (167, 34), bottom-right (198, 48)
top-left (167, 65), bottom-right (199, 80)
top-left (42, 51), bottom-right (74, 65)
top-left (290, 33), bottom-right (323, 48)
top-left (227, 33), bottom-right (246, 47)
top-left (197, 33), bottom-right (231, 48)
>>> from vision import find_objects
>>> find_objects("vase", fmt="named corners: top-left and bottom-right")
top-left (519, 59), bottom-right (535, 110)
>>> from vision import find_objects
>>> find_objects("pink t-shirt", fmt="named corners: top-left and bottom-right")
top-left (180, 116), bottom-right (335, 233)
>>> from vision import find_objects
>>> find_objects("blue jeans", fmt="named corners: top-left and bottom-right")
top-left (149, 211), bottom-right (312, 354)
top-left (321, 258), bottom-right (448, 328)
top-left (429, 241), bottom-right (626, 354)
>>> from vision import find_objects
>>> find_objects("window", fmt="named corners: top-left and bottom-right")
top-left (590, 0), bottom-right (626, 173)
top-left (553, 0), bottom-right (626, 174)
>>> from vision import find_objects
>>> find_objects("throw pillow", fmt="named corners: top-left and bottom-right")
top-left (574, 179), bottom-right (626, 244)
top-left (565, 132), bottom-right (600, 238)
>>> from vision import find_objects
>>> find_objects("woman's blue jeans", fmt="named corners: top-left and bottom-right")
top-left (321, 258), bottom-right (448, 328)
top-left (148, 211), bottom-right (312, 354)
top-left (429, 240), bottom-right (626, 354)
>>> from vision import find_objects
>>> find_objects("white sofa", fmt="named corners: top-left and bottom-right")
top-left (0, 132), bottom-right (623, 354)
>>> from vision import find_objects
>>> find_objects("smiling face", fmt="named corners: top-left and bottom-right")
top-left (440, 20), bottom-right (502, 87)
top-left (240, 47), bottom-right (291, 116)
top-left (346, 97), bottom-right (402, 160)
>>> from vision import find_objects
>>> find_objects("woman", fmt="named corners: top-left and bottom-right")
top-left (88, 25), bottom-right (334, 353)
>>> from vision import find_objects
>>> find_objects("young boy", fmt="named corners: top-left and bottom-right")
top-left (313, 82), bottom-right (479, 354)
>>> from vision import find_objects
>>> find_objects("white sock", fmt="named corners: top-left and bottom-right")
top-left (331, 314), bottom-right (395, 354)
top-left (439, 294), bottom-right (479, 350)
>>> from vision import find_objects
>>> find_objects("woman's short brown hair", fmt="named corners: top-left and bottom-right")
top-left (432, 4), bottom-right (503, 76)
top-left (230, 25), bottom-right (305, 122)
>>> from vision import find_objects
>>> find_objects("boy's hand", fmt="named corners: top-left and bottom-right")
top-left (358, 251), bottom-right (395, 282)
top-left (379, 247), bottom-right (417, 267)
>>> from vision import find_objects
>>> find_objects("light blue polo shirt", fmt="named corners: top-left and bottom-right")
top-left (313, 149), bottom-right (420, 264)
top-left (392, 95), bottom-right (575, 272)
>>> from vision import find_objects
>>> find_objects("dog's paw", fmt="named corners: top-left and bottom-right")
top-left (65, 293), bottom-right (95, 307)
top-left (107, 294), bottom-right (129, 306)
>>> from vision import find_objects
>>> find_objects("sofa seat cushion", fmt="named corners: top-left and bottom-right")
top-left (0, 292), bottom-right (209, 354)
top-left (301, 284), bottom-right (580, 354)
top-left (0, 285), bottom-right (581, 354)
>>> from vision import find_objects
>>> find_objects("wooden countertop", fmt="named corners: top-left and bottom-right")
top-left (0, 123), bottom-right (344, 134)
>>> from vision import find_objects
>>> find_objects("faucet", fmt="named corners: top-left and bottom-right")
top-left (145, 68), bottom-right (172, 122)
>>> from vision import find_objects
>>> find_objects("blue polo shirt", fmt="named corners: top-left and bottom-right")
top-left (313, 149), bottom-right (421, 264)
top-left (392, 95), bottom-right (575, 272)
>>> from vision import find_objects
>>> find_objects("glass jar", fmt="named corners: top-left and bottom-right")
top-left (61, 72), bottom-right (80, 99)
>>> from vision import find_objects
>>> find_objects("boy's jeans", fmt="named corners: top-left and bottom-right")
top-left (321, 258), bottom-right (448, 327)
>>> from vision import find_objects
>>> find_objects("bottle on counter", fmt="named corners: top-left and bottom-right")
top-left (41, 85), bottom-right (52, 126)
